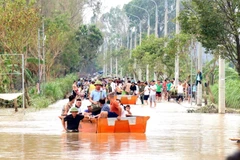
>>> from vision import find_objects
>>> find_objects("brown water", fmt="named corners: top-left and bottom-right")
top-left (0, 99), bottom-right (239, 160)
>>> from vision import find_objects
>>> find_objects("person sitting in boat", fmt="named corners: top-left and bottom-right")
top-left (84, 105), bottom-right (92, 116)
top-left (116, 99), bottom-right (126, 117)
top-left (124, 105), bottom-right (132, 117)
top-left (62, 107), bottom-right (84, 132)
top-left (61, 95), bottom-right (75, 117)
top-left (99, 98), bottom-right (110, 112)
top-left (107, 92), bottom-right (122, 118)
top-left (75, 98), bottom-right (82, 115)
top-left (97, 99), bottom-right (110, 118)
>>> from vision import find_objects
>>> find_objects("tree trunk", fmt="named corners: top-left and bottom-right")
top-left (205, 59), bottom-right (217, 104)
top-left (14, 99), bottom-right (18, 112)
top-left (25, 84), bottom-right (31, 108)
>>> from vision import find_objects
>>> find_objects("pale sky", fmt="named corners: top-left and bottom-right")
top-left (83, 0), bottom-right (131, 24)
top-left (101, 0), bottom-right (131, 12)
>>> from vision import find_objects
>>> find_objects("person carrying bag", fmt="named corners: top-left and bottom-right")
top-left (89, 80), bottom-right (106, 115)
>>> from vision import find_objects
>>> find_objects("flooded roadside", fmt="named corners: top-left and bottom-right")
top-left (0, 100), bottom-right (239, 160)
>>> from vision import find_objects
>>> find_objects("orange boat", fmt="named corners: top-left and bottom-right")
top-left (80, 116), bottom-right (150, 133)
top-left (114, 95), bottom-right (138, 105)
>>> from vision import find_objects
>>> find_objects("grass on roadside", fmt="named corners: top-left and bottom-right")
top-left (211, 79), bottom-right (240, 109)
top-left (29, 74), bottom-right (77, 109)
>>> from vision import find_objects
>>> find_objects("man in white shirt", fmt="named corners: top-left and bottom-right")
top-left (144, 82), bottom-right (150, 105)
top-left (111, 80), bottom-right (116, 93)
top-left (177, 81), bottom-right (184, 103)
top-left (149, 80), bottom-right (157, 108)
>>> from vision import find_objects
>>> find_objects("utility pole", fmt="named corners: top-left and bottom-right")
top-left (134, 30), bottom-right (137, 81)
top-left (190, 39), bottom-right (195, 106)
top-left (130, 29), bottom-right (133, 58)
top-left (110, 44), bottom-right (113, 76)
top-left (174, 0), bottom-right (180, 87)
top-left (164, 0), bottom-right (168, 38)
top-left (134, 29), bottom-right (137, 48)
top-left (38, 29), bottom-right (41, 89)
top-left (150, 0), bottom-right (158, 37)
top-left (163, 0), bottom-right (168, 79)
top-left (130, 4), bottom-right (150, 82)
top-left (105, 40), bottom-right (108, 76)
top-left (130, 4), bottom-right (150, 37)
top-left (42, 21), bottom-right (46, 93)
top-left (219, 50), bottom-right (225, 113)
top-left (103, 40), bottom-right (106, 76)
top-left (116, 44), bottom-right (118, 77)
top-left (197, 42), bottom-right (202, 106)
top-left (146, 65), bottom-right (149, 82)
top-left (116, 57), bottom-right (118, 77)
top-left (126, 13), bottom-right (142, 45)
top-left (138, 69), bottom-right (142, 81)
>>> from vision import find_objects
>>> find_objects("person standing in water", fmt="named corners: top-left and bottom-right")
top-left (62, 107), bottom-right (84, 132)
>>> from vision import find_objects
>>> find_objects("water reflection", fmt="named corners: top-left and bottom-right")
top-left (60, 133), bottom-right (147, 159)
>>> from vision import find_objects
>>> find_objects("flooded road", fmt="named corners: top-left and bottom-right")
top-left (0, 99), bottom-right (239, 160)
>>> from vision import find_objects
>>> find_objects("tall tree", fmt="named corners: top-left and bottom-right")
top-left (123, 0), bottom-right (176, 37)
top-left (179, 0), bottom-right (240, 76)
top-left (75, 24), bottom-right (103, 73)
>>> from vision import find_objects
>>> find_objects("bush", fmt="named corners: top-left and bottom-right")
top-left (30, 74), bottom-right (77, 109)
top-left (30, 96), bottom-right (52, 109)
top-left (211, 79), bottom-right (240, 109)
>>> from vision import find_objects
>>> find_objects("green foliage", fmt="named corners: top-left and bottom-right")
top-left (75, 24), bottom-right (103, 73)
top-left (30, 74), bottom-right (77, 108)
top-left (211, 79), bottom-right (240, 109)
top-left (131, 33), bottom-right (191, 80)
top-left (179, 0), bottom-right (240, 75)
top-left (30, 95), bottom-right (52, 109)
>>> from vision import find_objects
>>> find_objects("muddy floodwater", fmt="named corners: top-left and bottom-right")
top-left (0, 99), bottom-right (239, 160)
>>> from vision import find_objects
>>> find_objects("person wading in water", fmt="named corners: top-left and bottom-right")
top-left (62, 107), bottom-right (84, 132)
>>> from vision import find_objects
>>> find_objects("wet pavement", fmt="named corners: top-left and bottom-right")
top-left (0, 99), bottom-right (239, 160)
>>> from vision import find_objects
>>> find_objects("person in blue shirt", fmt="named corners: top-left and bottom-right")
top-left (89, 80), bottom-right (107, 115)
top-left (96, 98), bottom-right (110, 118)
top-left (99, 99), bottom-right (110, 112)
top-left (89, 80), bottom-right (107, 104)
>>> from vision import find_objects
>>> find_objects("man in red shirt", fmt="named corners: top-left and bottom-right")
top-left (107, 92), bottom-right (122, 119)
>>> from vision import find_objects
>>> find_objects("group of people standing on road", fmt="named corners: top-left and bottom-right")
top-left (60, 74), bottom-right (201, 132)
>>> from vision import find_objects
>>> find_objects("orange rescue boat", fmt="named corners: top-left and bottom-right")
top-left (80, 116), bottom-right (150, 133)
top-left (114, 95), bottom-right (138, 105)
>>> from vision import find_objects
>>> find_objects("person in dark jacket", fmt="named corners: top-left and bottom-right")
top-left (130, 82), bottom-right (137, 95)
top-left (195, 70), bottom-right (203, 86)
top-left (62, 107), bottom-right (84, 132)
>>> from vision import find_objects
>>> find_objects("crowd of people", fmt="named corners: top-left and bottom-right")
top-left (60, 76), bottom-right (198, 132)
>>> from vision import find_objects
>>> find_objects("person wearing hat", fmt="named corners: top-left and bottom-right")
top-left (62, 107), bottom-right (84, 132)
top-left (106, 79), bottom-right (113, 93)
top-left (89, 80), bottom-right (107, 115)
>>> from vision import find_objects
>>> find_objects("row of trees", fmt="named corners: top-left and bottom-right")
top-left (96, 0), bottom-right (240, 108)
top-left (97, 0), bottom-right (240, 79)
top-left (97, 0), bottom-right (194, 80)
top-left (0, 0), bottom-right (103, 108)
